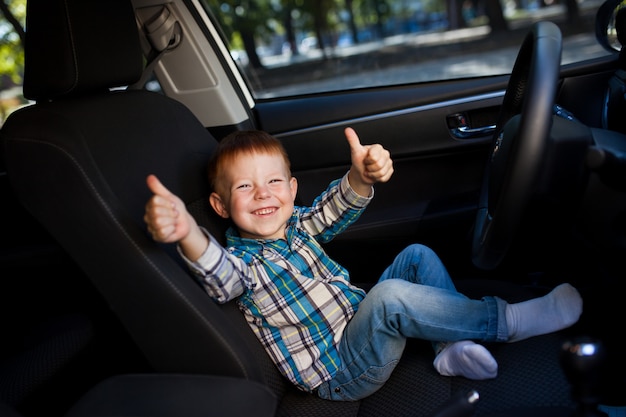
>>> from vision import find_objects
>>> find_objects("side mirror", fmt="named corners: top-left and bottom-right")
top-left (596, 0), bottom-right (625, 53)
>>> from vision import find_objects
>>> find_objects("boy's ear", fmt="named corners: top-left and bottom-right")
top-left (290, 177), bottom-right (298, 199)
top-left (209, 192), bottom-right (230, 218)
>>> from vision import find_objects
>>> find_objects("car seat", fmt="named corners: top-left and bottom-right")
top-left (0, 0), bottom-right (578, 416)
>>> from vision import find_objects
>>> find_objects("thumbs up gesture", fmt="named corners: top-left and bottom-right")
top-left (144, 175), bottom-right (209, 260)
top-left (144, 174), bottom-right (194, 243)
top-left (344, 127), bottom-right (394, 196)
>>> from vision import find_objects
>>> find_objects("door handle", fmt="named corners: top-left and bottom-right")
top-left (447, 112), bottom-right (496, 139)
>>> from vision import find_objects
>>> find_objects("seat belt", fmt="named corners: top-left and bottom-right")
top-left (129, 5), bottom-right (182, 90)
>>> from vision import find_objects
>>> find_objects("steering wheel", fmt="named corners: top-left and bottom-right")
top-left (472, 21), bottom-right (563, 270)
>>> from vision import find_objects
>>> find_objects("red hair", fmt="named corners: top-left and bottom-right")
top-left (208, 130), bottom-right (291, 194)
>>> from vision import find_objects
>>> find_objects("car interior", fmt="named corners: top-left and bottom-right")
top-left (0, 0), bottom-right (624, 416)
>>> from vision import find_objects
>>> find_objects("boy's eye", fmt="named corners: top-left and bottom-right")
top-left (236, 184), bottom-right (251, 190)
top-left (269, 179), bottom-right (282, 184)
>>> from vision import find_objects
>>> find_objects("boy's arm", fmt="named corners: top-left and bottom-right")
top-left (299, 128), bottom-right (393, 240)
top-left (144, 175), bottom-right (246, 302)
top-left (144, 174), bottom-right (209, 261)
top-left (344, 127), bottom-right (394, 196)
top-left (180, 230), bottom-right (247, 303)
top-left (300, 173), bottom-right (371, 241)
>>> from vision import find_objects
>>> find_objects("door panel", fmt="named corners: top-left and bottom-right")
top-left (252, 78), bottom-right (507, 278)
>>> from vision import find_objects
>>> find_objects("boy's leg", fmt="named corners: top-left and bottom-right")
top-left (316, 279), bottom-right (504, 401)
top-left (377, 244), bottom-right (457, 290)
top-left (373, 245), bottom-right (581, 371)
top-left (376, 244), bottom-right (499, 380)
top-left (316, 245), bottom-right (583, 400)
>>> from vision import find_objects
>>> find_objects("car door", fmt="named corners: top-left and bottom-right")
top-left (131, 0), bottom-right (614, 282)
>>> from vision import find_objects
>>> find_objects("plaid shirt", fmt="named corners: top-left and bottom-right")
top-left (184, 173), bottom-right (371, 392)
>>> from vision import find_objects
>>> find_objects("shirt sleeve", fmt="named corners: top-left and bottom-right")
top-left (177, 228), bottom-right (249, 303)
top-left (300, 172), bottom-right (373, 242)
top-left (340, 170), bottom-right (374, 204)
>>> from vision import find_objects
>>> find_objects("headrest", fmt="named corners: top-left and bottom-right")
top-left (23, 0), bottom-right (144, 101)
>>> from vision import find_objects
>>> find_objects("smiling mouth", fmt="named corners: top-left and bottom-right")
top-left (253, 207), bottom-right (277, 216)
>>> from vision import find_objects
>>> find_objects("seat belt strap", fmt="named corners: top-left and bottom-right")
top-left (129, 6), bottom-right (182, 90)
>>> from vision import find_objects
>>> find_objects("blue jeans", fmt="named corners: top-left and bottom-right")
top-left (316, 244), bottom-right (509, 401)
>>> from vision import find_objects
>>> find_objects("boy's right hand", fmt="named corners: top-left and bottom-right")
top-left (144, 174), bottom-right (194, 244)
top-left (144, 175), bottom-right (209, 261)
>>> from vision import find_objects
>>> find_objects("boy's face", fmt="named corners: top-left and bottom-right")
top-left (209, 151), bottom-right (297, 240)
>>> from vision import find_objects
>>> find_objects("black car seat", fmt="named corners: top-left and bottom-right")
top-left (0, 0), bottom-right (578, 416)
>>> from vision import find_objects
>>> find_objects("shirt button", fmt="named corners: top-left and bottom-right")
top-left (334, 387), bottom-right (341, 393)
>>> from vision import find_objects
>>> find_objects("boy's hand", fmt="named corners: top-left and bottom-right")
top-left (144, 174), bottom-right (193, 243)
top-left (144, 175), bottom-right (208, 261)
top-left (345, 127), bottom-right (393, 195)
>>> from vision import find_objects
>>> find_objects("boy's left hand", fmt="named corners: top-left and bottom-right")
top-left (345, 127), bottom-right (394, 193)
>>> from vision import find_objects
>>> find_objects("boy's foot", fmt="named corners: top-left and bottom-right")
top-left (433, 340), bottom-right (498, 380)
top-left (506, 283), bottom-right (583, 343)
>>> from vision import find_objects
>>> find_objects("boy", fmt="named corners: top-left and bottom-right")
top-left (144, 127), bottom-right (582, 401)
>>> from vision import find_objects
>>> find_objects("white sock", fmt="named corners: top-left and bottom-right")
top-left (506, 283), bottom-right (583, 343)
top-left (433, 340), bottom-right (498, 380)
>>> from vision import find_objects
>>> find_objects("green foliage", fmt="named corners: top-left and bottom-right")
top-left (0, 36), bottom-right (23, 84)
top-left (203, 0), bottom-right (278, 47)
top-left (203, 0), bottom-right (395, 50)
top-left (0, 0), bottom-right (26, 87)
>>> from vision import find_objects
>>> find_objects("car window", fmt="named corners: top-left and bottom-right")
top-left (201, 0), bottom-right (611, 99)
top-left (0, 0), bottom-right (614, 127)
top-left (0, 0), bottom-right (26, 127)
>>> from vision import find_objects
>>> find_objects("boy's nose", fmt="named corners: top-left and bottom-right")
top-left (255, 185), bottom-right (271, 199)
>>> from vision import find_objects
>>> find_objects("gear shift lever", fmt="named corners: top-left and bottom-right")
top-left (560, 337), bottom-right (608, 417)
